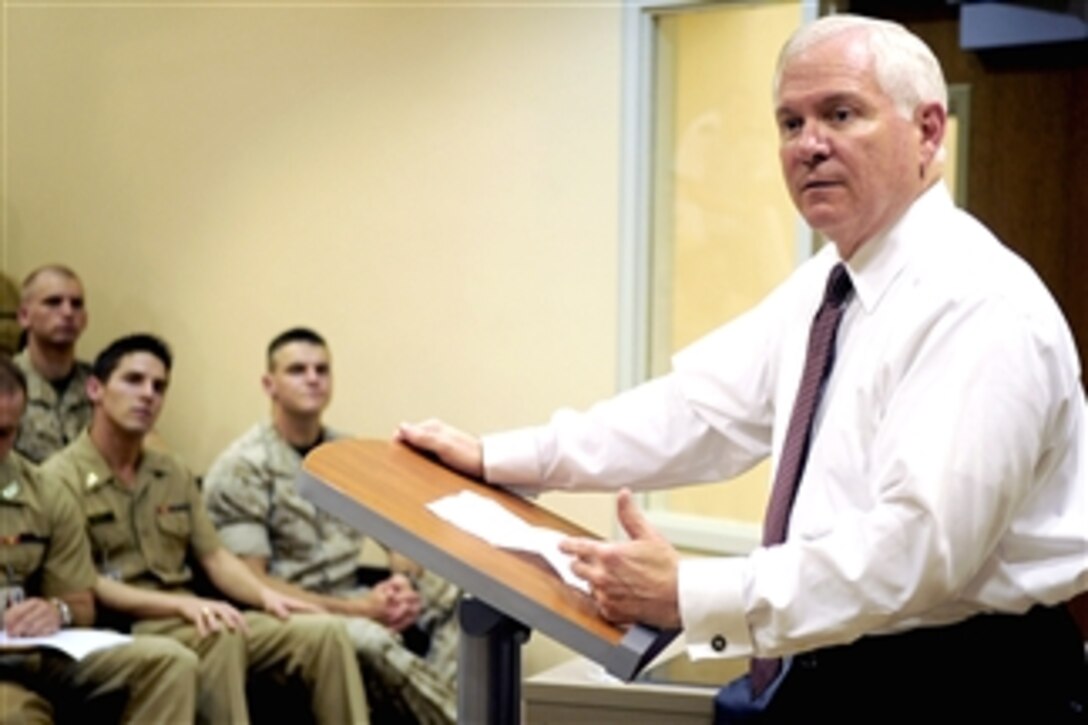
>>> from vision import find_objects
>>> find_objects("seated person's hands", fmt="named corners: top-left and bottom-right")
top-left (3, 597), bottom-right (62, 638)
top-left (353, 573), bottom-right (421, 632)
top-left (177, 596), bottom-right (249, 638)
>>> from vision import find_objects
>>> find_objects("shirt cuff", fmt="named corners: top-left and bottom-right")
top-left (679, 556), bottom-right (753, 659)
top-left (482, 428), bottom-right (543, 485)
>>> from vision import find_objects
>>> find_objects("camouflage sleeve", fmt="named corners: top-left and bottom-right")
top-left (40, 473), bottom-right (97, 596)
top-left (202, 454), bottom-right (274, 560)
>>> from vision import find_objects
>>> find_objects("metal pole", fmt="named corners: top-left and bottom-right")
top-left (458, 596), bottom-right (531, 724)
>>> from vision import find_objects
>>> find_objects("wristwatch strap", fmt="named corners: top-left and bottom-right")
top-left (49, 598), bottom-right (73, 627)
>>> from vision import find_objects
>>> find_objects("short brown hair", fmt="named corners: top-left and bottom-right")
top-left (267, 327), bottom-right (327, 371)
top-left (20, 264), bottom-right (81, 304)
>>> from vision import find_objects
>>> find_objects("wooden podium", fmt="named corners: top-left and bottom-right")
top-left (299, 439), bottom-right (679, 724)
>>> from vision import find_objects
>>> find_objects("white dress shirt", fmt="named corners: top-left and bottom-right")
top-left (483, 183), bottom-right (1087, 660)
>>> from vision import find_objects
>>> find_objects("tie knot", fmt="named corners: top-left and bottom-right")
top-left (824, 263), bottom-right (853, 308)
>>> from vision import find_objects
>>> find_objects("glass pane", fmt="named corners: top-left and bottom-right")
top-left (647, 2), bottom-right (805, 525)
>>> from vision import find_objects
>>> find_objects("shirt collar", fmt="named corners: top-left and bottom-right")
top-left (840, 182), bottom-right (952, 315)
top-left (70, 429), bottom-right (169, 493)
top-left (12, 351), bottom-right (91, 404)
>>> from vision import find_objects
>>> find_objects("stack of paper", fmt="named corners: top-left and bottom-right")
top-left (427, 490), bottom-right (590, 594)
top-left (0, 629), bottom-right (133, 660)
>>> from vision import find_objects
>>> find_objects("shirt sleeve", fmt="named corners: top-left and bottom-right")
top-left (41, 479), bottom-right (98, 596)
top-left (202, 455), bottom-right (274, 560)
top-left (484, 357), bottom-right (780, 496)
top-left (484, 376), bottom-right (756, 491)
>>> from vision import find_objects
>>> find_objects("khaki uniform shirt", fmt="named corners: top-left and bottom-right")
top-left (203, 423), bottom-right (361, 593)
top-left (42, 431), bottom-right (221, 592)
top-left (13, 351), bottom-right (93, 465)
top-left (0, 452), bottom-right (96, 603)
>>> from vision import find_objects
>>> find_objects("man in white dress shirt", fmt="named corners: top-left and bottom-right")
top-left (399, 14), bottom-right (1086, 722)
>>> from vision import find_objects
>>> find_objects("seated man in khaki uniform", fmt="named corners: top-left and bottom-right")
top-left (12, 265), bottom-right (93, 464)
top-left (0, 353), bottom-right (198, 724)
top-left (204, 327), bottom-right (459, 725)
top-left (42, 334), bottom-right (369, 725)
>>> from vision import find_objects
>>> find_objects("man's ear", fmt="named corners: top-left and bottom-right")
top-left (86, 376), bottom-right (102, 404)
top-left (917, 101), bottom-right (947, 169)
top-left (16, 303), bottom-right (29, 329)
top-left (261, 373), bottom-right (275, 399)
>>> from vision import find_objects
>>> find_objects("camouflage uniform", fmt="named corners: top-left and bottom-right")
top-left (11, 351), bottom-right (92, 465)
top-left (42, 432), bottom-right (367, 725)
top-left (204, 422), bottom-right (460, 725)
top-left (0, 450), bottom-right (199, 724)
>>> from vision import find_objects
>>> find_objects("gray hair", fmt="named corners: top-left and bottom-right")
top-left (773, 14), bottom-right (948, 119)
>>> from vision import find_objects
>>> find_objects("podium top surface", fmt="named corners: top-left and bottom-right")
top-left (300, 438), bottom-right (676, 679)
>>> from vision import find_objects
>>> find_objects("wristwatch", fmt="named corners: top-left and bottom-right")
top-left (50, 598), bottom-right (72, 628)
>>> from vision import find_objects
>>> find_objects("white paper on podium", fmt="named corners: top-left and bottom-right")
top-left (426, 490), bottom-right (590, 594)
top-left (0, 628), bottom-right (133, 660)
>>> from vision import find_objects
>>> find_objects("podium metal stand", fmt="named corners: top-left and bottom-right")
top-left (299, 439), bottom-right (678, 724)
top-left (458, 596), bottom-right (529, 723)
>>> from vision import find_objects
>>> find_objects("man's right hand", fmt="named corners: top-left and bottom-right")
top-left (349, 574), bottom-right (421, 632)
top-left (396, 419), bottom-right (484, 479)
top-left (3, 598), bottom-right (62, 638)
top-left (177, 596), bottom-right (249, 638)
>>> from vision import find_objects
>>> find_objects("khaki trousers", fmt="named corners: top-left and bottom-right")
top-left (135, 611), bottom-right (368, 725)
top-left (0, 634), bottom-right (198, 724)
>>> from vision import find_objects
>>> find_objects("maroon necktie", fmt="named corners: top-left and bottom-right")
top-left (749, 262), bottom-right (854, 698)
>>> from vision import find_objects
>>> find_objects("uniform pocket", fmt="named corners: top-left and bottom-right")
top-left (152, 508), bottom-right (193, 574)
top-left (155, 510), bottom-right (192, 540)
top-left (87, 509), bottom-right (129, 559)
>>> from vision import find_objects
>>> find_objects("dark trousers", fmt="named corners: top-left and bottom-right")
top-left (717, 605), bottom-right (1087, 723)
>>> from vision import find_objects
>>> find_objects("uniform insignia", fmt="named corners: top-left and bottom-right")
top-left (88, 511), bottom-right (117, 525)
top-left (0, 533), bottom-right (47, 546)
top-left (85, 472), bottom-right (100, 490)
top-left (1, 481), bottom-right (18, 500)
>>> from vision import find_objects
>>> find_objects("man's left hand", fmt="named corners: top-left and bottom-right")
top-left (560, 488), bottom-right (682, 629)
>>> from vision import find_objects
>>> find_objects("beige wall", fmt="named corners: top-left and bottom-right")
top-left (2, 0), bottom-right (621, 674)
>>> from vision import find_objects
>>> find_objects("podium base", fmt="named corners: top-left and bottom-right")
top-left (458, 596), bottom-right (532, 724)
